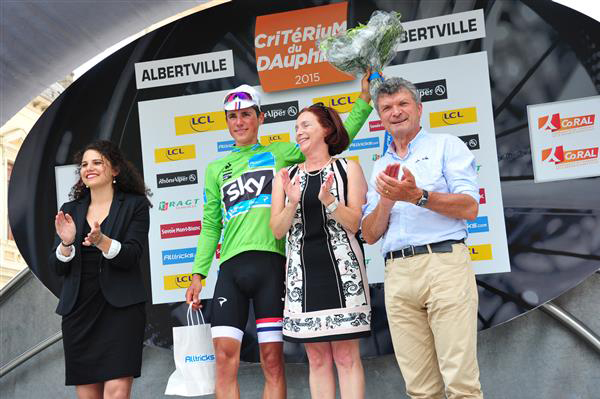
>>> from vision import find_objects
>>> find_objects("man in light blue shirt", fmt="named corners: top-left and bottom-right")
top-left (362, 77), bottom-right (483, 399)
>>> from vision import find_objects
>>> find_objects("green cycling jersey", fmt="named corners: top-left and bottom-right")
top-left (192, 98), bottom-right (372, 277)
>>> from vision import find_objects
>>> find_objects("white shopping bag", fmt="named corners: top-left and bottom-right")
top-left (165, 304), bottom-right (216, 396)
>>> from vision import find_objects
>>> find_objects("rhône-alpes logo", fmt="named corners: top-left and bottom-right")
top-left (538, 113), bottom-right (595, 135)
top-left (541, 145), bottom-right (599, 168)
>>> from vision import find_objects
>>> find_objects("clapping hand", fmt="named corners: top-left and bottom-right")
top-left (55, 211), bottom-right (76, 245)
top-left (376, 164), bottom-right (421, 204)
top-left (318, 172), bottom-right (335, 205)
top-left (83, 221), bottom-right (103, 247)
top-left (280, 169), bottom-right (301, 206)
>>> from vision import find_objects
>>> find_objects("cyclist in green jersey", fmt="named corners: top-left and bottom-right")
top-left (185, 74), bottom-right (372, 399)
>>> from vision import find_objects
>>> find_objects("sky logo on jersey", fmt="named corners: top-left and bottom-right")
top-left (479, 188), bottom-right (486, 204)
top-left (467, 216), bottom-right (489, 233)
top-left (162, 248), bottom-right (197, 265)
top-left (369, 120), bottom-right (385, 132)
top-left (222, 169), bottom-right (274, 221)
top-left (174, 111), bottom-right (227, 135)
top-left (217, 140), bottom-right (236, 152)
top-left (538, 112), bottom-right (595, 134)
top-left (468, 244), bottom-right (493, 261)
top-left (542, 145), bottom-right (599, 167)
top-left (430, 107), bottom-right (477, 128)
top-left (349, 137), bottom-right (380, 151)
top-left (155, 145), bottom-right (196, 163)
top-left (459, 134), bottom-right (480, 150)
top-left (312, 92), bottom-right (360, 113)
top-left (163, 273), bottom-right (206, 290)
top-left (160, 221), bottom-right (202, 239)
top-left (259, 134), bottom-right (290, 146)
top-left (248, 152), bottom-right (276, 168)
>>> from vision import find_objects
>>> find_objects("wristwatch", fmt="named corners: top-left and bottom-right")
top-left (416, 189), bottom-right (429, 207)
top-left (326, 198), bottom-right (339, 213)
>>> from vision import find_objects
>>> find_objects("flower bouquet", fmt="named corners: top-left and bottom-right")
top-left (317, 10), bottom-right (404, 97)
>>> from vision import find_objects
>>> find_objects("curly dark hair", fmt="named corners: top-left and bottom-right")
top-left (299, 104), bottom-right (349, 156)
top-left (69, 140), bottom-right (152, 205)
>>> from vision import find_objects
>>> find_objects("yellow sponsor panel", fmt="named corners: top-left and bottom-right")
top-left (312, 92), bottom-right (361, 114)
top-left (345, 155), bottom-right (359, 163)
top-left (154, 144), bottom-right (196, 163)
top-left (468, 244), bottom-right (493, 261)
top-left (430, 107), bottom-right (477, 128)
top-left (174, 111), bottom-right (227, 135)
top-left (259, 133), bottom-right (290, 146)
top-left (163, 274), bottom-right (206, 290)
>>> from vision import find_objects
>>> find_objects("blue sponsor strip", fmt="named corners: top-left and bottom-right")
top-left (349, 137), bottom-right (380, 151)
top-left (467, 216), bottom-right (489, 233)
top-left (162, 247), bottom-right (197, 265)
top-left (248, 152), bottom-right (275, 168)
top-left (225, 194), bottom-right (271, 222)
top-left (382, 131), bottom-right (393, 155)
top-left (217, 140), bottom-right (236, 152)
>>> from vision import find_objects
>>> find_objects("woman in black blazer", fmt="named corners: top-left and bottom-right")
top-left (50, 140), bottom-right (151, 399)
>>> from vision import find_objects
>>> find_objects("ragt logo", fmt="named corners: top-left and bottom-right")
top-left (541, 146), bottom-right (599, 165)
top-left (538, 113), bottom-right (595, 134)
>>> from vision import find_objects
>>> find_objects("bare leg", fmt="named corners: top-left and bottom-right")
top-left (259, 341), bottom-right (286, 399)
top-left (75, 383), bottom-right (103, 399)
top-left (103, 376), bottom-right (134, 399)
top-left (214, 337), bottom-right (242, 399)
top-left (332, 340), bottom-right (365, 399)
top-left (304, 342), bottom-right (335, 399)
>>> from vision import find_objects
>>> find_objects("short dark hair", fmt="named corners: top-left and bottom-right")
top-left (224, 105), bottom-right (261, 118)
top-left (299, 104), bottom-right (349, 156)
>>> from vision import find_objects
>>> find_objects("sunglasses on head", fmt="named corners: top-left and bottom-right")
top-left (224, 91), bottom-right (254, 104)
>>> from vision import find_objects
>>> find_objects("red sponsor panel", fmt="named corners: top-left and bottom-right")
top-left (160, 221), bottom-right (202, 239)
top-left (542, 145), bottom-right (598, 165)
top-left (479, 188), bottom-right (486, 204)
top-left (215, 243), bottom-right (221, 260)
top-left (369, 120), bottom-right (385, 132)
top-left (538, 112), bottom-right (595, 133)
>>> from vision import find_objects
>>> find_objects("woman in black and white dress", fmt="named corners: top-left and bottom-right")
top-left (270, 104), bottom-right (370, 399)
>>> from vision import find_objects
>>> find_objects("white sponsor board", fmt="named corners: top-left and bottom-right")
top-left (138, 50), bottom-right (509, 304)
top-left (134, 50), bottom-right (235, 89)
top-left (396, 9), bottom-right (485, 52)
top-left (527, 96), bottom-right (600, 183)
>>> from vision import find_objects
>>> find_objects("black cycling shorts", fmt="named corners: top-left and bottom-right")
top-left (210, 250), bottom-right (285, 343)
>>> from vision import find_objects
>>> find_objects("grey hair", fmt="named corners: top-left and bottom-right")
top-left (372, 77), bottom-right (421, 113)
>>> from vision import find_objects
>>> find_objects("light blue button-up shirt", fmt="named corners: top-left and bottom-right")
top-left (363, 129), bottom-right (479, 257)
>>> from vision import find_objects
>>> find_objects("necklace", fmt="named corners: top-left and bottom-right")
top-left (304, 157), bottom-right (332, 176)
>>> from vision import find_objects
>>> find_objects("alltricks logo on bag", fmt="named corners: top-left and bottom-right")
top-left (262, 101), bottom-right (299, 124)
top-left (162, 248), bottom-right (197, 265)
top-left (174, 111), bottom-right (227, 135)
top-left (369, 120), bottom-right (385, 132)
top-left (160, 221), bottom-right (202, 239)
top-left (479, 188), bottom-right (486, 204)
top-left (159, 198), bottom-right (201, 211)
top-left (313, 92), bottom-right (360, 114)
top-left (349, 137), bottom-right (380, 151)
top-left (459, 134), bottom-right (480, 150)
top-left (538, 112), bottom-right (595, 135)
top-left (185, 354), bottom-right (216, 363)
top-left (415, 79), bottom-right (448, 102)
top-left (156, 170), bottom-right (198, 188)
top-left (467, 216), bottom-right (489, 233)
top-left (254, 2), bottom-right (353, 92)
top-left (259, 134), bottom-right (290, 146)
top-left (541, 145), bottom-right (599, 167)
top-left (155, 145), bottom-right (196, 163)
top-left (468, 244), bottom-right (493, 261)
top-left (163, 274), bottom-right (206, 290)
top-left (430, 107), bottom-right (477, 128)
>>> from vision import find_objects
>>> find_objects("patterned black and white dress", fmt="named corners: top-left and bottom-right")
top-left (283, 158), bottom-right (371, 343)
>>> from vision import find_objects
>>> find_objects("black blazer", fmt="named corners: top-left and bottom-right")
top-left (49, 191), bottom-right (150, 316)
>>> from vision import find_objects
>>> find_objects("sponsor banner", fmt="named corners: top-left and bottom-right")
top-left (254, 2), bottom-right (353, 92)
top-left (479, 188), bottom-right (486, 204)
top-left (415, 79), bottom-right (448, 102)
top-left (430, 107), bottom-right (477, 128)
top-left (160, 221), bottom-right (202, 239)
top-left (313, 92), bottom-right (360, 114)
top-left (397, 9), bottom-right (486, 52)
top-left (174, 111), bottom-right (227, 135)
top-left (528, 96), bottom-right (600, 183)
top-left (469, 244), bottom-right (493, 261)
top-left (259, 133), bottom-right (290, 146)
top-left (164, 273), bottom-right (206, 290)
top-left (217, 140), bottom-right (236, 152)
top-left (155, 145), bottom-right (196, 163)
top-left (156, 170), bottom-right (198, 188)
top-left (135, 50), bottom-right (234, 89)
top-left (369, 120), bottom-right (385, 132)
top-left (162, 247), bottom-right (197, 265)
top-left (459, 134), bottom-right (480, 150)
top-left (467, 216), bottom-right (490, 233)
top-left (158, 198), bottom-right (201, 211)
top-left (262, 101), bottom-right (299, 124)
top-left (349, 137), bottom-right (380, 151)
